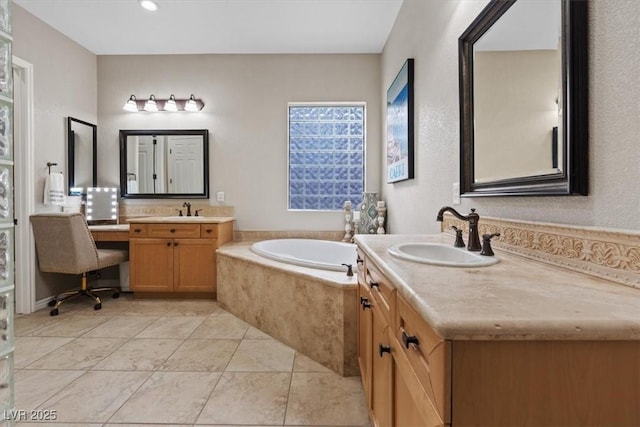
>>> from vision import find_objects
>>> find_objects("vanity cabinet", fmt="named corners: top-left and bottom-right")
top-left (358, 250), bottom-right (396, 427)
top-left (356, 244), bottom-right (640, 427)
top-left (129, 220), bottom-right (233, 296)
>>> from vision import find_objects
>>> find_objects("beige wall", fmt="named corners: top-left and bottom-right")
top-left (13, 4), bottom-right (98, 299)
top-left (381, 0), bottom-right (640, 233)
top-left (97, 54), bottom-right (381, 231)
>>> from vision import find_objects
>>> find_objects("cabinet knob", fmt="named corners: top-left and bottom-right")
top-left (134, 228), bottom-right (142, 233)
top-left (378, 343), bottom-right (391, 357)
top-left (360, 296), bottom-right (367, 304)
top-left (369, 281), bottom-right (379, 289)
top-left (361, 300), bottom-right (372, 310)
top-left (401, 330), bottom-right (420, 349)
top-left (356, 257), bottom-right (364, 265)
top-left (166, 242), bottom-right (171, 247)
top-left (173, 242), bottom-right (178, 246)
top-left (170, 228), bottom-right (176, 233)
top-left (205, 229), bottom-right (212, 234)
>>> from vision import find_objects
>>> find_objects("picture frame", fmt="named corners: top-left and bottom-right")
top-left (386, 58), bottom-right (414, 183)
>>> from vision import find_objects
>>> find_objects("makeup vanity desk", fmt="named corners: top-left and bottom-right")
top-left (89, 224), bottom-right (130, 242)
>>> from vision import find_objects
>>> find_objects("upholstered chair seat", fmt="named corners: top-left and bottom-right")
top-left (30, 212), bottom-right (129, 316)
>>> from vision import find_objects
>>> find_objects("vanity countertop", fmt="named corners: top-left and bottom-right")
top-left (88, 224), bottom-right (129, 232)
top-left (127, 216), bottom-right (235, 224)
top-left (355, 234), bottom-right (640, 341)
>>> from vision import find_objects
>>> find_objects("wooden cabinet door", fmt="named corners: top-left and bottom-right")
top-left (371, 306), bottom-right (392, 427)
top-left (357, 283), bottom-right (373, 405)
top-left (172, 238), bottom-right (216, 293)
top-left (130, 238), bottom-right (173, 292)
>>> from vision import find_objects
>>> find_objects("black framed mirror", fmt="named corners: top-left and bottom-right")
top-left (459, 0), bottom-right (588, 196)
top-left (67, 117), bottom-right (97, 195)
top-left (119, 129), bottom-right (209, 199)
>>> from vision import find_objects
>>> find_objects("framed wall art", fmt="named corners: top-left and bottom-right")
top-left (386, 58), bottom-right (414, 183)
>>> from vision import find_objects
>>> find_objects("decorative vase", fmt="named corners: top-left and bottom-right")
top-left (358, 192), bottom-right (380, 234)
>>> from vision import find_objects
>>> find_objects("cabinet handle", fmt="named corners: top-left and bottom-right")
top-left (170, 228), bottom-right (176, 233)
top-left (166, 242), bottom-right (171, 247)
top-left (362, 301), bottom-right (371, 310)
top-left (360, 296), bottom-right (367, 304)
top-left (356, 257), bottom-right (364, 265)
top-left (369, 281), bottom-right (379, 289)
top-left (378, 343), bottom-right (391, 357)
top-left (205, 229), bottom-right (212, 234)
top-left (402, 330), bottom-right (420, 349)
top-left (134, 228), bottom-right (142, 233)
top-left (173, 242), bottom-right (178, 246)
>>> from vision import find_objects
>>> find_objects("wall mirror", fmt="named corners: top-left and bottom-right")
top-left (67, 117), bottom-right (97, 194)
top-left (459, 0), bottom-right (588, 196)
top-left (119, 129), bottom-right (209, 199)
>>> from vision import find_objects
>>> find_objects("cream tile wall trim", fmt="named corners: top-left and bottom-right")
top-left (119, 204), bottom-right (234, 222)
top-left (234, 230), bottom-right (343, 242)
top-left (442, 214), bottom-right (640, 289)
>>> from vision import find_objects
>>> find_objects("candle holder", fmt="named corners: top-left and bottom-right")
top-left (376, 206), bottom-right (387, 234)
top-left (343, 201), bottom-right (353, 242)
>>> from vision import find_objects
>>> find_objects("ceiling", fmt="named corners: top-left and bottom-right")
top-left (14, 0), bottom-right (404, 55)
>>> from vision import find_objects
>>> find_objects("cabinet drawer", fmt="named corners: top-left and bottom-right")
top-left (395, 295), bottom-right (450, 424)
top-left (146, 224), bottom-right (201, 238)
top-left (365, 260), bottom-right (395, 324)
top-left (129, 224), bottom-right (148, 237)
top-left (200, 225), bottom-right (218, 238)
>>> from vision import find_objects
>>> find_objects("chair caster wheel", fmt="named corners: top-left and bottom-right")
top-left (48, 299), bottom-right (57, 307)
top-left (50, 308), bottom-right (59, 316)
top-left (112, 292), bottom-right (120, 299)
top-left (94, 303), bottom-right (102, 310)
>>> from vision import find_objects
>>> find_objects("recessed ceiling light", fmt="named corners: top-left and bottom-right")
top-left (139, 0), bottom-right (159, 12)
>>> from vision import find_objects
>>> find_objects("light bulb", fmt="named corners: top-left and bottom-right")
top-left (123, 95), bottom-right (138, 112)
top-left (144, 94), bottom-right (158, 112)
top-left (184, 94), bottom-right (199, 112)
top-left (164, 94), bottom-right (178, 112)
top-left (139, 0), bottom-right (159, 11)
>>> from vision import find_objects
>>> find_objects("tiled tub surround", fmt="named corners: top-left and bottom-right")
top-left (355, 233), bottom-right (640, 340)
top-left (442, 214), bottom-right (640, 289)
top-left (217, 242), bottom-right (358, 376)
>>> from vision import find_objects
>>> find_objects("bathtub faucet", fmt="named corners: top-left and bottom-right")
top-left (182, 202), bottom-right (192, 216)
top-left (436, 206), bottom-right (481, 252)
top-left (341, 264), bottom-right (354, 277)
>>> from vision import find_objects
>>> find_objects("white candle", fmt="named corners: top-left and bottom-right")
top-left (377, 201), bottom-right (385, 208)
top-left (353, 211), bottom-right (361, 221)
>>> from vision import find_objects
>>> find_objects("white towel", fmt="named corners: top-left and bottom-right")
top-left (127, 179), bottom-right (139, 193)
top-left (44, 172), bottom-right (65, 206)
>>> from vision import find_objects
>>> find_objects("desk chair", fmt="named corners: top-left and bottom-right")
top-left (30, 212), bottom-right (128, 316)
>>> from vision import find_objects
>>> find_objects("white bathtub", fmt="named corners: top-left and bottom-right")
top-left (251, 238), bottom-right (357, 272)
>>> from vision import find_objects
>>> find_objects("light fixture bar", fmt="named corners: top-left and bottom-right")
top-left (122, 94), bottom-right (204, 112)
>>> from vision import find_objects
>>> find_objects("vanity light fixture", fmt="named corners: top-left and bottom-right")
top-left (143, 94), bottom-right (158, 112)
top-left (139, 0), bottom-right (159, 12)
top-left (122, 94), bottom-right (204, 112)
top-left (184, 94), bottom-right (199, 112)
top-left (164, 94), bottom-right (178, 112)
top-left (123, 95), bottom-right (138, 112)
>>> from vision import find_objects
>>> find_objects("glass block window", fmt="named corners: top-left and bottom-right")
top-left (288, 104), bottom-right (365, 211)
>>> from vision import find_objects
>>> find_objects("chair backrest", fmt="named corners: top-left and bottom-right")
top-left (30, 212), bottom-right (100, 274)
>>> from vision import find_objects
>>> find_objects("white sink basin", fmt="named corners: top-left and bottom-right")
top-left (388, 243), bottom-right (499, 267)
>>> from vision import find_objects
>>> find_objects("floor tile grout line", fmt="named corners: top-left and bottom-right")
top-left (191, 365), bottom-right (226, 425)
top-left (101, 369), bottom-right (157, 425)
top-left (282, 353), bottom-right (298, 427)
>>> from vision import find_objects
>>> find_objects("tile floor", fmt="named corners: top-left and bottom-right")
top-left (13, 294), bottom-right (370, 426)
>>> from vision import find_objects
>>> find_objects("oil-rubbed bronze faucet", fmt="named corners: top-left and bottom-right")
top-left (436, 206), bottom-right (481, 251)
top-left (182, 202), bottom-right (192, 216)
